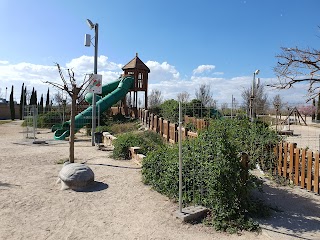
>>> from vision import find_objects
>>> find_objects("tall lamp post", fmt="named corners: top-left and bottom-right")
top-left (250, 69), bottom-right (260, 122)
top-left (85, 18), bottom-right (99, 146)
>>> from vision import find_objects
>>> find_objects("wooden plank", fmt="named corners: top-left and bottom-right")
top-left (307, 150), bottom-right (313, 191)
top-left (301, 149), bottom-right (306, 189)
top-left (315, 151), bottom-right (319, 194)
top-left (278, 142), bottom-right (283, 176)
top-left (283, 142), bottom-right (288, 178)
top-left (289, 143), bottom-right (295, 180)
top-left (294, 148), bottom-right (300, 186)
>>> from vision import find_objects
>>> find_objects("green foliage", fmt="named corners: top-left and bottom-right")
top-left (19, 83), bottom-right (24, 120)
top-left (185, 99), bottom-right (207, 118)
top-left (148, 106), bottom-right (161, 115)
top-left (159, 99), bottom-right (179, 123)
top-left (37, 111), bottom-right (62, 128)
top-left (95, 125), bottom-right (110, 133)
top-left (97, 113), bottom-right (139, 135)
top-left (112, 131), bottom-right (164, 159)
top-left (142, 118), bottom-right (279, 232)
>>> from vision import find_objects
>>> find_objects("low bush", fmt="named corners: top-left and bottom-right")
top-left (112, 131), bottom-right (164, 159)
top-left (142, 118), bottom-right (280, 232)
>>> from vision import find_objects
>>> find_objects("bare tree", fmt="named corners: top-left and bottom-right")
top-left (177, 91), bottom-right (190, 104)
top-left (242, 84), bottom-right (268, 115)
top-left (148, 89), bottom-right (163, 108)
top-left (272, 94), bottom-right (283, 112)
top-left (195, 84), bottom-right (214, 107)
top-left (45, 63), bottom-right (91, 163)
top-left (272, 46), bottom-right (320, 100)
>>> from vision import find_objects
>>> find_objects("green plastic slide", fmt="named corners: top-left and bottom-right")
top-left (53, 75), bottom-right (134, 140)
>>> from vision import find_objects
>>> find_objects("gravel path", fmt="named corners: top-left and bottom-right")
top-left (0, 121), bottom-right (319, 239)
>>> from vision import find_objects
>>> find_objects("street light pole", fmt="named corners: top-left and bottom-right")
top-left (250, 69), bottom-right (260, 122)
top-left (86, 19), bottom-right (99, 146)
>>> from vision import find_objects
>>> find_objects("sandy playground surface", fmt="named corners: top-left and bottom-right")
top-left (0, 120), bottom-right (320, 240)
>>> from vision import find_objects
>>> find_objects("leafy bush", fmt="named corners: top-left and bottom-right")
top-left (142, 118), bottom-right (280, 232)
top-left (22, 111), bottom-right (62, 128)
top-left (159, 99), bottom-right (179, 123)
top-left (112, 131), bottom-right (164, 159)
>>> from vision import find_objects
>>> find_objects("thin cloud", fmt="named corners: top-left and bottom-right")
top-left (193, 65), bottom-right (215, 75)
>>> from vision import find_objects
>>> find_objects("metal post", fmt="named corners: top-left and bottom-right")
top-left (250, 73), bottom-right (255, 122)
top-left (91, 23), bottom-right (99, 146)
top-left (179, 102), bottom-right (183, 213)
top-left (231, 95), bottom-right (233, 119)
top-left (32, 106), bottom-right (36, 142)
top-left (98, 104), bottom-right (100, 129)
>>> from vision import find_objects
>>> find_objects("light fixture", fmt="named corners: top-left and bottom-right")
top-left (86, 19), bottom-right (95, 30)
top-left (254, 69), bottom-right (260, 75)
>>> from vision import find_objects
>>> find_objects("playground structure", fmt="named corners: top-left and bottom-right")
top-left (53, 54), bottom-right (150, 140)
top-left (275, 107), bottom-right (307, 135)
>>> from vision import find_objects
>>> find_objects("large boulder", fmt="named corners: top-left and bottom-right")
top-left (58, 163), bottom-right (94, 190)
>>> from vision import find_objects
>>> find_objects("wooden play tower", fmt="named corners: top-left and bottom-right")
top-left (122, 53), bottom-right (150, 110)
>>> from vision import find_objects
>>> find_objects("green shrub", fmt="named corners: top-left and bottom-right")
top-left (142, 118), bottom-right (279, 232)
top-left (109, 122), bottom-right (139, 135)
top-left (95, 125), bottom-right (110, 133)
top-left (112, 131), bottom-right (164, 159)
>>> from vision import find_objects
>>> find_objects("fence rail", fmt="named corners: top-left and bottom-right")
top-left (138, 109), bottom-right (320, 195)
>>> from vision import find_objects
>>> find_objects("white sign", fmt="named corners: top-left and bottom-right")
top-left (88, 74), bottom-right (102, 94)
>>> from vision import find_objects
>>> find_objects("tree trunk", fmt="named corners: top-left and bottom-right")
top-left (312, 98), bottom-right (316, 121)
top-left (69, 89), bottom-right (77, 163)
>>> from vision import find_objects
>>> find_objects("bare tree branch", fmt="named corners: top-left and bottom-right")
top-left (54, 62), bottom-right (68, 87)
top-left (271, 46), bottom-right (320, 101)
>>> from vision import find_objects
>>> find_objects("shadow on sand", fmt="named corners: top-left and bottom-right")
top-left (87, 163), bottom-right (141, 170)
top-left (255, 178), bottom-right (320, 239)
top-left (75, 181), bottom-right (109, 193)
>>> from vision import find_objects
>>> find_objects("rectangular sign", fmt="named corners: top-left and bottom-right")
top-left (88, 74), bottom-right (102, 94)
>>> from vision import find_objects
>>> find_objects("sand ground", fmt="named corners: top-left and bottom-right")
top-left (0, 120), bottom-right (319, 240)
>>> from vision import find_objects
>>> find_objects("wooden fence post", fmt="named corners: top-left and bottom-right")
top-left (278, 142), bottom-right (283, 176)
top-left (145, 110), bottom-right (149, 128)
top-left (150, 113), bottom-right (154, 130)
top-left (294, 147), bottom-right (300, 186)
top-left (283, 142), bottom-right (288, 178)
top-left (307, 150), bottom-right (313, 191)
top-left (301, 149), bottom-right (306, 189)
top-left (165, 120), bottom-right (170, 142)
top-left (289, 143), bottom-right (296, 181)
top-left (159, 117), bottom-right (163, 136)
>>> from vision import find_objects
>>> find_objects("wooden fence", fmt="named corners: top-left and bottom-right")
top-left (138, 109), bottom-right (200, 143)
top-left (138, 109), bottom-right (320, 194)
top-left (275, 142), bottom-right (320, 194)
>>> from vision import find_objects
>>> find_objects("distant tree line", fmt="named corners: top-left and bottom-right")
top-left (7, 83), bottom-right (53, 120)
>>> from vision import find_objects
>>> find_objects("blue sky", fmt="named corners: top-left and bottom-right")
top-left (1, 0), bottom-right (320, 107)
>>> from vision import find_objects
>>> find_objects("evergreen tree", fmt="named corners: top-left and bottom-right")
top-left (34, 90), bottom-right (37, 106)
top-left (24, 86), bottom-right (27, 106)
top-left (45, 88), bottom-right (50, 112)
top-left (19, 83), bottom-right (24, 120)
top-left (39, 94), bottom-right (44, 114)
top-left (30, 87), bottom-right (35, 105)
top-left (9, 85), bottom-right (15, 120)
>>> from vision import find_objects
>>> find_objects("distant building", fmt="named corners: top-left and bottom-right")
top-left (0, 98), bottom-right (8, 104)
top-left (0, 98), bottom-right (19, 119)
